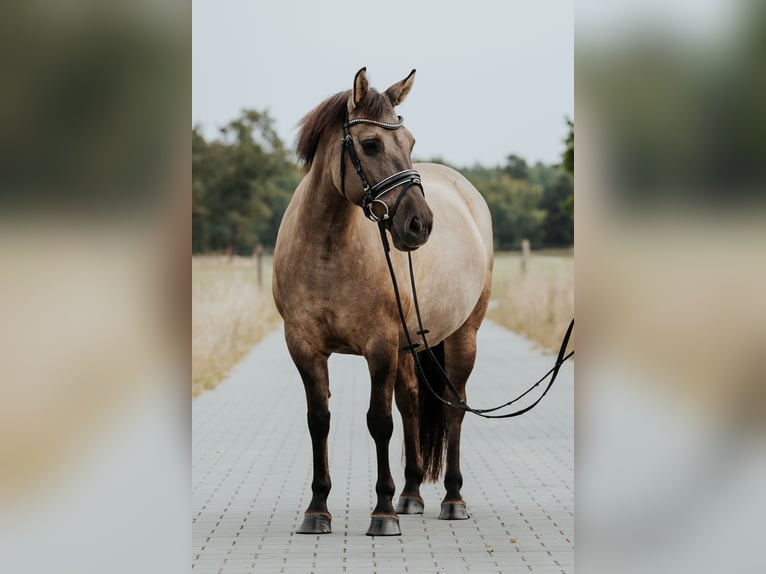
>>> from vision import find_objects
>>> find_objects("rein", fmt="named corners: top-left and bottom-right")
top-left (340, 113), bottom-right (574, 418)
top-left (378, 220), bottom-right (574, 418)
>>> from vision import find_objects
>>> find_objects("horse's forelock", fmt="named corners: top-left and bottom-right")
top-left (295, 88), bottom-right (392, 171)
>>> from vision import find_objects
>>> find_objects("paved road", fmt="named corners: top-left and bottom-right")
top-left (192, 321), bottom-right (573, 573)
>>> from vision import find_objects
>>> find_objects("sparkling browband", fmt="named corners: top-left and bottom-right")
top-left (344, 116), bottom-right (405, 130)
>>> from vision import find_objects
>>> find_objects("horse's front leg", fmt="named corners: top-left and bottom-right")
top-left (365, 345), bottom-right (401, 536)
top-left (394, 352), bottom-right (425, 515)
top-left (286, 334), bottom-right (333, 534)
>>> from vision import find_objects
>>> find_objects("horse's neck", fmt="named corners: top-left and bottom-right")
top-left (298, 168), bottom-right (360, 248)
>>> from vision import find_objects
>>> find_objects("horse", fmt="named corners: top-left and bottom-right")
top-left (272, 68), bottom-right (494, 536)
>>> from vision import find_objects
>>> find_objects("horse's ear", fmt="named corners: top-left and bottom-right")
top-left (349, 67), bottom-right (369, 110)
top-left (384, 69), bottom-right (416, 107)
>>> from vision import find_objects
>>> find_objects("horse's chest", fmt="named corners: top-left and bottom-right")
top-left (278, 262), bottom-right (387, 349)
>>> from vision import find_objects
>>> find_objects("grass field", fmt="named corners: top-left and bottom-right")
top-left (192, 249), bottom-right (573, 396)
top-left (192, 255), bottom-right (280, 397)
top-left (488, 250), bottom-right (574, 353)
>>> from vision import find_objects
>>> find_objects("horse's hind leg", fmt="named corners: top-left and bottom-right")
top-left (437, 328), bottom-right (473, 520)
top-left (394, 352), bottom-right (425, 515)
top-left (286, 335), bottom-right (333, 534)
top-left (439, 293), bottom-right (489, 520)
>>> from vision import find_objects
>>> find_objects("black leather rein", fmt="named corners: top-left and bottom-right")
top-left (379, 224), bottom-right (574, 419)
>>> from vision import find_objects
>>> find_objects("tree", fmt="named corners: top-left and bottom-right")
top-left (192, 110), bottom-right (301, 253)
top-left (540, 172), bottom-right (574, 246)
top-left (559, 118), bottom-right (574, 218)
top-left (561, 118), bottom-right (574, 176)
top-left (489, 176), bottom-right (546, 249)
top-left (192, 111), bottom-right (576, 254)
top-left (504, 154), bottom-right (529, 180)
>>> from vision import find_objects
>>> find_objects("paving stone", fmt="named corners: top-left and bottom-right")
top-left (193, 322), bottom-right (573, 572)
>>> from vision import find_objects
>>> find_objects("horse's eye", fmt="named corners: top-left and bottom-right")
top-left (361, 139), bottom-right (381, 155)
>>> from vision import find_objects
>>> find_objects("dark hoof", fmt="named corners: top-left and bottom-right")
top-left (296, 513), bottom-right (331, 534)
top-left (396, 496), bottom-right (424, 515)
top-left (366, 514), bottom-right (401, 536)
top-left (439, 501), bottom-right (470, 520)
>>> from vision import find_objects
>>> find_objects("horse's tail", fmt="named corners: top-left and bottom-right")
top-left (416, 342), bottom-right (448, 482)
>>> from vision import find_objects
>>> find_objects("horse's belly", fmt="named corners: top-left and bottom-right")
top-left (402, 241), bottom-right (488, 345)
top-left (408, 281), bottom-right (484, 344)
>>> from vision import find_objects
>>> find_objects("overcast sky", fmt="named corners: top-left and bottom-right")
top-left (193, 0), bottom-right (573, 167)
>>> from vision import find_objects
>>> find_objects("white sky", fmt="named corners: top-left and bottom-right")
top-left (193, 0), bottom-right (573, 167)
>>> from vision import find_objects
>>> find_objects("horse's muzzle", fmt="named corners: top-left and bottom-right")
top-left (404, 214), bottom-right (432, 246)
top-left (392, 212), bottom-right (433, 251)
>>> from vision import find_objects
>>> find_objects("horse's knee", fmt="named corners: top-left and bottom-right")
top-left (366, 410), bottom-right (393, 441)
top-left (307, 408), bottom-right (331, 437)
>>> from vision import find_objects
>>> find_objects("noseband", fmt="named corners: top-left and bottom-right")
top-left (340, 112), bottom-right (424, 222)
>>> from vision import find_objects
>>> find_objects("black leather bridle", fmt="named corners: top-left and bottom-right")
top-left (339, 111), bottom-right (424, 222)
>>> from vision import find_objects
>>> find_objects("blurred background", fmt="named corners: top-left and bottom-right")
top-left (577, 0), bottom-right (765, 572)
top-left (0, 0), bottom-right (189, 572)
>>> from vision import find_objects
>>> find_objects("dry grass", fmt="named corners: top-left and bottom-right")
top-left (192, 255), bottom-right (281, 396)
top-left (488, 250), bottom-right (574, 353)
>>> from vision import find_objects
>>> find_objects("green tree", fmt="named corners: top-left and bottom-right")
top-left (504, 154), bottom-right (529, 180)
top-left (540, 172), bottom-right (574, 246)
top-left (488, 176), bottom-right (546, 249)
top-left (192, 110), bottom-right (301, 253)
top-left (559, 118), bottom-right (574, 218)
top-left (561, 117), bottom-right (574, 176)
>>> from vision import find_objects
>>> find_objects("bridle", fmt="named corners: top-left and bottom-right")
top-left (339, 111), bottom-right (424, 222)
top-left (338, 112), bottom-right (574, 419)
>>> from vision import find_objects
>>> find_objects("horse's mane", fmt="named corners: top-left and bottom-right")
top-left (295, 88), bottom-right (392, 170)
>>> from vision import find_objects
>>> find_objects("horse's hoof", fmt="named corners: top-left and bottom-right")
top-left (396, 496), bottom-right (424, 515)
top-left (296, 513), bottom-right (332, 534)
top-left (366, 514), bottom-right (401, 536)
top-left (439, 501), bottom-right (470, 520)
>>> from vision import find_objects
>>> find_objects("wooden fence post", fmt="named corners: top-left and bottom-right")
top-left (521, 239), bottom-right (530, 276)
top-left (254, 244), bottom-right (264, 289)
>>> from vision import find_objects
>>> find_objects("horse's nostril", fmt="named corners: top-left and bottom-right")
top-left (409, 217), bottom-right (422, 235)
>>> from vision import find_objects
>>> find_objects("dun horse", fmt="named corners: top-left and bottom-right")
top-left (273, 68), bottom-right (493, 536)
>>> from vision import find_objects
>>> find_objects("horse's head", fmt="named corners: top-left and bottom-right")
top-left (337, 68), bottom-right (433, 251)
